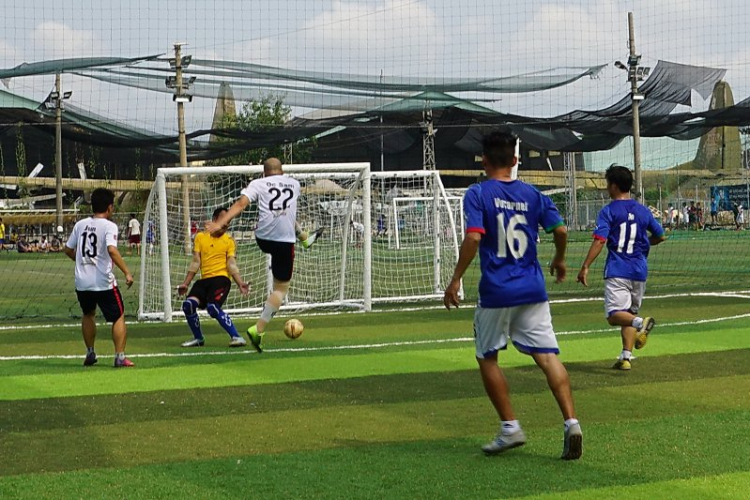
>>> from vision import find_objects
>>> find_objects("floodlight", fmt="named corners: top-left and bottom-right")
top-left (627, 54), bottom-right (641, 66)
top-left (63, 91), bottom-right (72, 99)
top-left (632, 92), bottom-right (645, 101)
top-left (49, 91), bottom-right (60, 100)
top-left (173, 95), bottom-right (192, 103)
top-left (614, 61), bottom-right (627, 70)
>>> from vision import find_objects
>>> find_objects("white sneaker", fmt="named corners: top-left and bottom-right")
top-left (561, 422), bottom-right (583, 460)
top-left (228, 336), bottom-right (247, 347)
top-left (481, 428), bottom-right (527, 455)
top-left (181, 338), bottom-right (205, 347)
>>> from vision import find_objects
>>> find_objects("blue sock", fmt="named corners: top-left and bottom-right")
top-left (207, 303), bottom-right (239, 338)
top-left (182, 299), bottom-right (203, 340)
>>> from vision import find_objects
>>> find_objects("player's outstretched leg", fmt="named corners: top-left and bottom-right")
top-left (301, 227), bottom-right (325, 250)
top-left (181, 298), bottom-right (205, 347)
top-left (207, 303), bottom-right (246, 347)
top-left (476, 356), bottom-right (527, 455)
top-left (635, 316), bottom-right (655, 350)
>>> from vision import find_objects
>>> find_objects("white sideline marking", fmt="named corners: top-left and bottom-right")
top-left (1, 312), bottom-right (749, 362)
top-left (2, 290), bottom-right (749, 332)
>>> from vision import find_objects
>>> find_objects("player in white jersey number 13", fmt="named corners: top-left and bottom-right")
top-left (443, 131), bottom-right (582, 460)
top-left (63, 188), bottom-right (135, 368)
top-left (206, 158), bottom-right (324, 352)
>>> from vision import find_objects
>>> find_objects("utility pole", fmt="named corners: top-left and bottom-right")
top-left (172, 43), bottom-right (192, 255)
top-left (55, 73), bottom-right (63, 231)
top-left (564, 152), bottom-right (578, 230)
top-left (421, 105), bottom-right (436, 171)
top-left (627, 12), bottom-right (644, 202)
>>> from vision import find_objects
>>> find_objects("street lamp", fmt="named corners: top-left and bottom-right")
top-left (614, 12), bottom-right (651, 202)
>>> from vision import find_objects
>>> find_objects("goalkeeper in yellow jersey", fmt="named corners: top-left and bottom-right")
top-left (178, 207), bottom-right (250, 347)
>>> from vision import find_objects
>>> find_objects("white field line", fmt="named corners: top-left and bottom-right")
top-left (1, 311), bottom-right (749, 362)
top-left (2, 290), bottom-right (749, 332)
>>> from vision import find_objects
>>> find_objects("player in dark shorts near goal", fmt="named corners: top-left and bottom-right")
top-left (63, 188), bottom-right (135, 368)
top-left (177, 207), bottom-right (250, 347)
top-left (206, 157), bottom-right (324, 352)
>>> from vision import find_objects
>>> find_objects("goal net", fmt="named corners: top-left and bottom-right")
top-left (140, 165), bottom-right (461, 321)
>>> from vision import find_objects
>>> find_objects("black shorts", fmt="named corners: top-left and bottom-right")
top-left (256, 238), bottom-right (295, 282)
top-left (76, 287), bottom-right (125, 323)
top-left (187, 276), bottom-right (232, 308)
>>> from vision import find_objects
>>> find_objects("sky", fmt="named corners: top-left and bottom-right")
top-left (1, 0), bottom-right (749, 169)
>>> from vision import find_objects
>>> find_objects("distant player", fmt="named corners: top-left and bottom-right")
top-left (577, 165), bottom-right (666, 371)
top-left (127, 213), bottom-right (141, 256)
top-left (63, 188), bottom-right (135, 368)
top-left (206, 157), bottom-right (324, 352)
top-left (146, 220), bottom-right (156, 255)
top-left (0, 217), bottom-right (5, 251)
top-left (178, 207), bottom-right (250, 347)
top-left (443, 131), bottom-right (582, 460)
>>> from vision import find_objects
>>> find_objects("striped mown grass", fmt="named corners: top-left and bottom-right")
top-left (0, 295), bottom-right (749, 498)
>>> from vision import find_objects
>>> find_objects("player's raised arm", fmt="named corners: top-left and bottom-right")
top-left (206, 195), bottom-right (250, 233)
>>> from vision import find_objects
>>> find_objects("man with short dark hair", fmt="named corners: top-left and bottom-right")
top-left (63, 188), bottom-right (135, 368)
top-left (444, 131), bottom-right (582, 460)
top-left (177, 207), bottom-right (250, 347)
top-left (127, 213), bottom-right (141, 256)
top-left (577, 165), bottom-right (666, 370)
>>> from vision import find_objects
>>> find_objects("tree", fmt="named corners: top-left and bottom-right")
top-left (208, 96), bottom-right (313, 166)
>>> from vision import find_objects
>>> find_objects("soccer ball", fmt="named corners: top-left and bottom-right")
top-left (284, 319), bottom-right (304, 339)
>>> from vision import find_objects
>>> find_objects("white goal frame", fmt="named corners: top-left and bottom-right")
top-left (139, 165), bottom-right (461, 321)
top-left (139, 163), bottom-right (371, 321)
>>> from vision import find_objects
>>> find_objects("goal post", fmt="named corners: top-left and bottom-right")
top-left (139, 163), bottom-right (372, 321)
top-left (139, 164), bottom-right (460, 321)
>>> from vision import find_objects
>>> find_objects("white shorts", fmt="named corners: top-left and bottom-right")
top-left (604, 278), bottom-right (646, 318)
top-left (473, 302), bottom-right (559, 359)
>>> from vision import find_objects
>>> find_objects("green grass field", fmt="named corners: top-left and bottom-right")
top-left (1, 290), bottom-right (749, 499)
top-left (2, 228), bottom-right (749, 322)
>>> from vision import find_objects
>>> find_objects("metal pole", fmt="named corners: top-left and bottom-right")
top-left (628, 12), bottom-right (643, 202)
top-left (55, 73), bottom-right (63, 230)
top-left (175, 43), bottom-right (191, 255)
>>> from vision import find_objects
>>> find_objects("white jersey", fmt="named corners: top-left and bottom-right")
top-left (65, 216), bottom-right (119, 291)
top-left (240, 174), bottom-right (300, 243)
top-left (128, 218), bottom-right (141, 236)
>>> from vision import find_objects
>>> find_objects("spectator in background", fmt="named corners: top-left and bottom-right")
top-left (50, 236), bottom-right (62, 253)
top-left (0, 217), bottom-right (5, 251)
top-left (737, 203), bottom-right (745, 230)
top-left (17, 237), bottom-right (32, 253)
top-left (39, 236), bottom-right (50, 253)
top-left (127, 214), bottom-right (142, 256)
top-left (666, 204), bottom-right (674, 229)
top-left (696, 202), bottom-right (704, 230)
top-left (682, 203), bottom-right (690, 230)
top-left (710, 197), bottom-right (718, 225)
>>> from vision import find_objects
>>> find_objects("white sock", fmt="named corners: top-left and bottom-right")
top-left (260, 301), bottom-right (279, 323)
top-left (620, 350), bottom-right (632, 360)
top-left (564, 418), bottom-right (579, 430)
top-left (501, 420), bottom-right (520, 434)
top-left (631, 317), bottom-right (644, 329)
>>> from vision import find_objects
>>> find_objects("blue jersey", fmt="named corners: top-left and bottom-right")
top-left (593, 199), bottom-right (664, 281)
top-left (464, 179), bottom-right (564, 308)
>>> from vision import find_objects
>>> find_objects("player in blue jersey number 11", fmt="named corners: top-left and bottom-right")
top-left (444, 131), bottom-right (582, 460)
top-left (577, 165), bottom-right (666, 371)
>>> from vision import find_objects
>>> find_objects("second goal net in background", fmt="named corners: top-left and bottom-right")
top-left (140, 164), bottom-right (461, 321)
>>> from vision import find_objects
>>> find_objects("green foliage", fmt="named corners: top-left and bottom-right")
top-left (208, 96), bottom-right (314, 166)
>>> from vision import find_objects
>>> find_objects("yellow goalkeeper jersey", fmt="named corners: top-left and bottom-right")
top-left (194, 231), bottom-right (236, 279)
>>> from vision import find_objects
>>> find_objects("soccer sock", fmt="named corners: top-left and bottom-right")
top-left (501, 420), bottom-right (521, 434)
top-left (115, 352), bottom-right (125, 361)
top-left (182, 299), bottom-right (203, 340)
top-left (631, 316), bottom-right (644, 329)
top-left (620, 349), bottom-right (632, 360)
top-left (86, 346), bottom-right (95, 354)
top-left (564, 418), bottom-right (579, 430)
top-left (207, 303), bottom-right (240, 338)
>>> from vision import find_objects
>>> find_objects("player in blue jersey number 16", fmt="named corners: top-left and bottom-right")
top-left (444, 131), bottom-right (582, 460)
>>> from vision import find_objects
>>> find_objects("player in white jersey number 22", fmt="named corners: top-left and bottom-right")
top-left (206, 158), bottom-right (324, 352)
